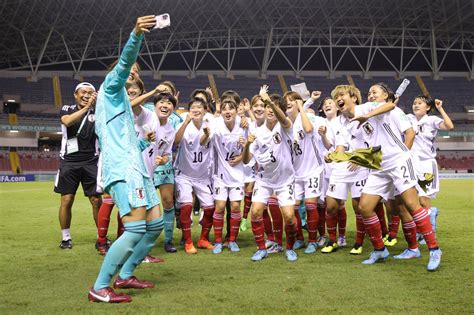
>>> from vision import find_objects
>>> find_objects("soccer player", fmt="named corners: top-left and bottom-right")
top-left (174, 98), bottom-right (215, 254)
top-left (211, 99), bottom-right (247, 254)
top-left (283, 91), bottom-right (325, 254)
top-left (55, 82), bottom-right (102, 249)
top-left (88, 15), bottom-right (164, 303)
top-left (242, 85), bottom-right (298, 262)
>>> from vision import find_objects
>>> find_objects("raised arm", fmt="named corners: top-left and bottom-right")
top-left (435, 99), bottom-right (454, 130)
top-left (297, 99), bottom-right (313, 133)
top-left (350, 102), bottom-right (396, 128)
top-left (259, 85), bottom-right (291, 129)
top-left (242, 134), bottom-right (255, 165)
top-left (174, 114), bottom-right (192, 145)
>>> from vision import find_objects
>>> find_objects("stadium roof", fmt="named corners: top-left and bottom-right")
top-left (1, 0), bottom-right (473, 78)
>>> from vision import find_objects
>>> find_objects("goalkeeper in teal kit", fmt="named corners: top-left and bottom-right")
top-left (88, 15), bottom-right (166, 303)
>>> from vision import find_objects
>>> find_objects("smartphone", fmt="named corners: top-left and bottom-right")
top-left (154, 13), bottom-right (171, 29)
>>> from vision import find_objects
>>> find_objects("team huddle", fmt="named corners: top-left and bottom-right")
top-left (54, 16), bottom-right (454, 303)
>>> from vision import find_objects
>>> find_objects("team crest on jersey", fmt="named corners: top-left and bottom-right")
top-left (88, 114), bottom-right (95, 122)
top-left (362, 122), bottom-right (374, 135)
top-left (297, 130), bottom-right (305, 140)
top-left (273, 132), bottom-right (282, 144)
top-left (329, 184), bottom-right (335, 192)
top-left (135, 188), bottom-right (145, 199)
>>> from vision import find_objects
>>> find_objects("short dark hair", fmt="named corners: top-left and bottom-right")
top-left (414, 95), bottom-right (436, 113)
top-left (153, 92), bottom-right (177, 108)
top-left (159, 80), bottom-right (177, 96)
top-left (187, 98), bottom-right (207, 111)
top-left (191, 89), bottom-right (212, 103)
top-left (221, 99), bottom-right (238, 111)
top-left (269, 94), bottom-right (287, 112)
top-left (221, 90), bottom-right (241, 105)
top-left (374, 82), bottom-right (395, 103)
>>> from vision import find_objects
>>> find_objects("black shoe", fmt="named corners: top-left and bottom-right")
top-left (164, 241), bottom-right (177, 253)
top-left (60, 239), bottom-right (72, 249)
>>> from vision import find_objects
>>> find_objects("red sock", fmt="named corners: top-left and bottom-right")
top-left (317, 203), bottom-right (326, 237)
top-left (338, 205), bottom-right (347, 237)
top-left (263, 207), bottom-right (275, 242)
top-left (305, 202), bottom-right (319, 243)
top-left (251, 216), bottom-right (266, 250)
top-left (294, 205), bottom-right (305, 241)
top-left (230, 211), bottom-right (241, 242)
top-left (200, 206), bottom-right (214, 241)
top-left (325, 211), bottom-right (338, 243)
top-left (355, 214), bottom-right (365, 246)
top-left (389, 215), bottom-right (401, 239)
top-left (402, 220), bottom-right (418, 250)
top-left (268, 199), bottom-right (283, 246)
top-left (116, 211), bottom-right (124, 238)
top-left (212, 211), bottom-right (224, 244)
top-left (375, 203), bottom-right (388, 236)
top-left (412, 208), bottom-right (438, 249)
top-left (284, 217), bottom-right (297, 249)
top-left (97, 201), bottom-right (114, 244)
top-left (180, 203), bottom-right (193, 244)
top-left (243, 192), bottom-right (252, 219)
top-left (363, 215), bottom-right (385, 250)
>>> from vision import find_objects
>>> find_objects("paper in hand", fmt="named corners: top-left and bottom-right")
top-left (290, 82), bottom-right (310, 101)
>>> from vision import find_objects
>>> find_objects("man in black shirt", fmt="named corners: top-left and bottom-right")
top-left (54, 82), bottom-right (102, 249)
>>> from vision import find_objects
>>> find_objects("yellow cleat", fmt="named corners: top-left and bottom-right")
top-left (350, 246), bottom-right (363, 255)
top-left (384, 237), bottom-right (398, 247)
top-left (321, 242), bottom-right (339, 253)
top-left (184, 242), bottom-right (198, 255)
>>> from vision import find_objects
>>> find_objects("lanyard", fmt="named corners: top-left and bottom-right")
top-left (76, 109), bottom-right (91, 136)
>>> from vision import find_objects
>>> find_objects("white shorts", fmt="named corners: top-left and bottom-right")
top-left (326, 178), bottom-right (366, 201)
top-left (244, 164), bottom-right (256, 183)
top-left (175, 175), bottom-right (214, 207)
top-left (252, 180), bottom-right (295, 207)
top-left (363, 156), bottom-right (417, 201)
top-left (415, 158), bottom-right (440, 198)
top-left (213, 179), bottom-right (245, 202)
top-left (295, 170), bottom-right (324, 201)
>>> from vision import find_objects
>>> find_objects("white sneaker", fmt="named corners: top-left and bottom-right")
top-left (337, 236), bottom-right (347, 247)
top-left (317, 236), bottom-right (327, 247)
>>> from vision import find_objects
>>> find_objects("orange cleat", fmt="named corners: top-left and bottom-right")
top-left (197, 239), bottom-right (215, 250)
top-left (184, 242), bottom-right (198, 254)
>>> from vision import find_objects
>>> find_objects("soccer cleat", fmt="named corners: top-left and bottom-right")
top-left (96, 242), bottom-right (110, 256)
top-left (317, 236), bottom-right (327, 247)
top-left (429, 207), bottom-right (439, 232)
top-left (265, 240), bottom-right (277, 249)
top-left (88, 287), bottom-right (132, 303)
top-left (142, 255), bottom-right (165, 263)
top-left (427, 249), bottom-right (442, 271)
top-left (350, 245), bottom-right (363, 255)
top-left (293, 240), bottom-right (305, 250)
top-left (228, 241), bottom-right (240, 252)
top-left (393, 248), bottom-right (421, 259)
top-left (197, 239), bottom-right (214, 250)
top-left (240, 218), bottom-right (248, 232)
top-left (267, 243), bottom-right (283, 254)
top-left (251, 249), bottom-right (268, 261)
top-left (59, 239), bottom-right (72, 249)
top-left (285, 249), bottom-right (298, 261)
top-left (362, 248), bottom-right (390, 265)
top-left (184, 242), bottom-right (198, 255)
top-left (321, 241), bottom-right (338, 253)
top-left (113, 276), bottom-right (154, 289)
top-left (164, 241), bottom-right (177, 253)
top-left (383, 236), bottom-right (398, 247)
top-left (337, 236), bottom-right (347, 247)
top-left (212, 243), bottom-right (223, 254)
top-left (304, 242), bottom-right (318, 254)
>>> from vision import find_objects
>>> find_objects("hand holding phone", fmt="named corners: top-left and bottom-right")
top-left (154, 13), bottom-right (171, 29)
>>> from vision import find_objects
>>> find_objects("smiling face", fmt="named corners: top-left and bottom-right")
top-left (222, 102), bottom-right (238, 123)
top-left (264, 103), bottom-right (277, 123)
top-left (322, 98), bottom-right (338, 119)
top-left (126, 63), bottom-right (140, 85)
top-left (412, 97), bottom-right (431, 118)
top-left (333, 91), bottom-right (357, 116)
top-left (127, 83), bottom-right (142, 101)
top-left (251, 98), bottom-right (265, 121)
top-left (368, 85), bottom-right (388, 103)
top-left (155, 99), bottom-right (174, 120)
top-left (189, 101), bottom-right (206, 120)
top-left (74, 87), bottom-right (95, 108)
top-left (285, 97), bottom-right (298, 116)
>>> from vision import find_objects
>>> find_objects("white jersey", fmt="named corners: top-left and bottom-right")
top-left (292, 113), bottom-right (324, 179)
top-left (212, 117), bottom-right (247, 186)
top-left (407, 114), bottom-right (443, 161)
top-left (357, 102), bottom-right (412, 169)
top-left (134, 106), bottom-right (157, 177)
top-left (175, 120), bottom-right (214, 180)
top-left (322, 117), bottom-right (338, 179)
top-left (249, 122), bottom-right (294, 187)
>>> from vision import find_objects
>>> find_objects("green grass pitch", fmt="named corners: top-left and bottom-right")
top-left (0, 180), bottom-right (473, 313)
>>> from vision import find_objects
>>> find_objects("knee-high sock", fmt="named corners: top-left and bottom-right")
top-left (412, 208), bottom-right (438, 250)
top-left (119, 218), bottom-right (164, 280)
top-left (402, 221), bottom-right (418, 250)
top-left (200, 206), bottom-right (214, 241)
top-left (268, 199), bottom-right (283, 246)
top-left (163, 207), bottom-right (175, 243)
top-left (243, 192), bottom-right (252, 219)
top-left (325, 211), bottom-right (338, 243)
top-left (388, 215), bottom-right (401, 239)
top-left (338, 205), bottom-right (347, 237)
top-left (355, 214), bottom-right (366, 246)
top-left (180, 203), bottom-right (193, 244)
top-left (251, 216), bottom-right (266, 250)
top-left (298, 201), bottom-right (307, 227)
top-left (97, 200), bottom-right (114, 244)
top-left (284, 217), bottom-right (297, 250)
top-left (263, 208), bottom-right (275, 242)
top-left (212, 210), bottom-right (224, 243)
top-left (294, 205), bottom-right (305, 241)
top-left (117, 212), bottom-right (124, 238)
top-left (230, 210), bottom-right (241, 242)
top-left (305, 202), bottom-right (319, 243)
top-left (375, 203), bottom-right (388, 236)
top-left (317, 203), bottom-right (326, 237)
top-left (93, 220), bottom-right (146, 290)
top-left (363, 215), bottom-right (385, 250)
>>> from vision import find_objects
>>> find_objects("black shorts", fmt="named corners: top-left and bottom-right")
top-left (54, 161), bottom-right (101, 196)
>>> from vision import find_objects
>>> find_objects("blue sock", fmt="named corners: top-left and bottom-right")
top-left (163, 208), bottom-right (175, 243)
top-left (299, 201), bottom-right (307, 226)
top-left (93, 220), bottom-right (146, 291)
top-left (119, 218), bottom-right (164, 280)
